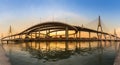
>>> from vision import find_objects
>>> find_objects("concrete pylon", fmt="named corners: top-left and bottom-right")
top-left (97, 16), bottom-right (103, 32)
top-left (97, 16), bottom-right (103, 40)
top-left (8, 25), bottom-right (12, 39)
top-left (65, 27), bottom-right (68, 40)
top-left (9, 25), bottom-right (12, 35)
top-left (114, 29), bottom-right (117, 40)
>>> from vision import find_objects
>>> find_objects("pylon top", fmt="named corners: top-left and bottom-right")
top-left (98, 16), bottom-right (101, 26)
top-left (114, 29), bottom-right (117, 36)
top-left (97, 16), bottom-right (103, 32)
top-left (9, 25), bottom-right (12, 34)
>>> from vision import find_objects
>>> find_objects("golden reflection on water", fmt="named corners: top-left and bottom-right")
top-left (20, 41), bottom-right (119, 51)
top-left (2, 41), bottom-right (120, 64)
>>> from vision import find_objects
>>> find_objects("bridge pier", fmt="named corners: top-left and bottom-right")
top-left (19, 35), bottom-right (20, 39)
top-left (39, 31), bottom-right (40, 38)
top-left (14, 36), bottom-right (16, 39)
top-left (19, 35), bottom-right (21, 39)
top-left (74, 34), bottom-right (75, 39)
top-left (35, 32), bottom-right (37, 38)
top-left (56, 31), bottom-right (57, 38)
top-left (109, 35), bottom-right (112, 41)
top-left (30, 33), bottom-right (32, 39)
top-left (76, 32), bottom-right (78, 39)
top-left (46, 30), bottom-right (47, 38)
top-left (65, 27), bottom-right (68, 40)
top-left (25, 34), bottom-right (29, 39)
top-left (48, 29), bottom-right (50, 37)
top-left (104, 34), bottom-right (106, 40)
top-left (97, 33), bottom-right (102, 41)
top-left (79, 31), bottom-right (81, 39)
top-left (89, 32), bottom-right (91, 40)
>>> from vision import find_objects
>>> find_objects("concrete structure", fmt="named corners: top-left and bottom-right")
top-left (1, 16), bottom-right (120, 42)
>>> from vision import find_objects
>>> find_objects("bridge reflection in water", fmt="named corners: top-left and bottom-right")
top-left (4, 41), bottom-right (119, 65)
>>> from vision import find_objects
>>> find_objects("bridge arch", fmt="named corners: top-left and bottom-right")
top-left (16, 21), bottom-right (79, 39)
top-left (20, 21), bottom-right (78, 34)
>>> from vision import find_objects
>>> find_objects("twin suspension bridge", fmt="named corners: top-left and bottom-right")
top-left (1, 16), bottom-right (120, 42)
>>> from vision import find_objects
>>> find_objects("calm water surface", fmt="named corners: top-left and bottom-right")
top-left (2, 41), bottom-right (120, 65)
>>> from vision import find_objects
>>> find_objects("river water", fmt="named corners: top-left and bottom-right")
top-left (2, 41), bottom-right (120, 65)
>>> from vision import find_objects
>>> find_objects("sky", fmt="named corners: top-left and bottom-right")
top-left (0, 0), bottom-right (120, 36)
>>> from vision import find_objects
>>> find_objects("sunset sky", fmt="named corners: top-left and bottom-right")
top-left (0, 0), bottom-right (120, 36)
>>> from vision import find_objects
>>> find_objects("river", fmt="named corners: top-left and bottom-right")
top-left (2, 41), bottom-right (119, 65)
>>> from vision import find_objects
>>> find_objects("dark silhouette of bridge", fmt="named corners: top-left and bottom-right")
top-left (1, 16), bottom-right (120, 42)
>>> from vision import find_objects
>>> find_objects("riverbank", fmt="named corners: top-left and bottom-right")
top-left (0, 44), bottom-right (11, 65)
top-left (113, 44), bottom-right (120, 65)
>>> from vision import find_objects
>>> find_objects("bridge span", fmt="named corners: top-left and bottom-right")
top-left (1, 16), bottom-right (120, 42)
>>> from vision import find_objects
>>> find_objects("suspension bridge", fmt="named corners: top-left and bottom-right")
top-left (1, 16), bottom-right (120, 42)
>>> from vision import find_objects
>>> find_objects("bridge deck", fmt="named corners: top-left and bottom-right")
top-left (0, 44), bottom-right (11, 65)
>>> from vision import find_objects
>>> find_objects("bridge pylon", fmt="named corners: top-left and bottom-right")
top-left (8, 25), bottom-right (12, 39)
top-left (97, 16), bottom-right (103, 40)
top-left (114, 29), bottom-right (117, 40)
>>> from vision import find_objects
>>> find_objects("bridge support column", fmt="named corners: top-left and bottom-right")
top-left (20, 35), bottom-right (22, 38)
top-left (31, 33), bottom-right (32, 39)
top-left (114, 29), bottom-right (117, 41)
top-left (79, 31), bottom-right (81, 39)
top-left (97, 33), bottom-right (102, 41)
top-left (14, 36), bottom-right (16, 39)
top-left (76, 33), bottom-right (78, 39)
top-left (9, 36), bottom-right (10, 40)
top-left (104, 34), bottom-right (106, 40)
top-left (74, 34), bottom-right (75, 38)
top-left (46, 30), bottom-right (48, 38)
top-left (25, 34), bottom-right (28, 38)
top-left (21, 35), bottom-right (23, 39)
top-left (48, 29), bottom-right (50, 38)
top-left (56, 31), bottom-right (57, 38)
top-left (109, 35), bottom-right (111, 40)
top-left (65, 27), bottom-right (68, 40)
top-left (11, 36), bottom-right (13, 39)
top-left (89, 32), bottom-right (91, 40)
top-left (35, 32), bottom-right (37, 38)
top-left (39, 31), bottom-right (40, 38)
top-left (19, 34), bottom-right (22, 40)
top-left (19, 35), bottom-right (21, 39)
